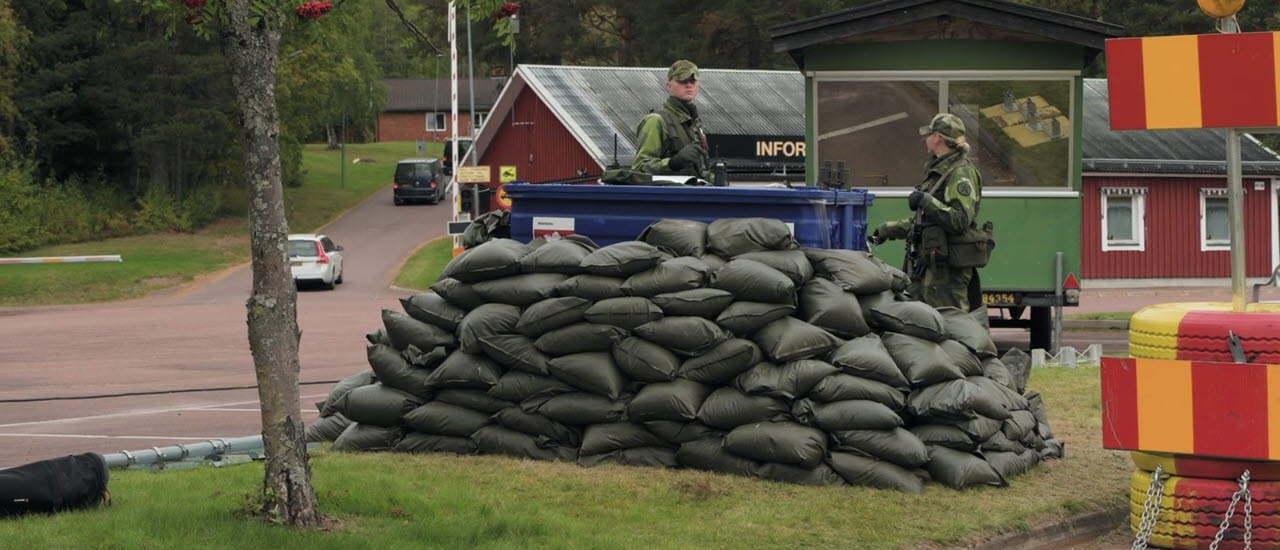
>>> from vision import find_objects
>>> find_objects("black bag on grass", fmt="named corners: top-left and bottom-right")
top-left (584, 298), bottom-right (664, 330)
top-left (445, 239), bottom-right (527, 282)
top-left (969, 376), bottom-right (1029, 413)
top-left (827, 452), bottom-right (923, 493)
top-left (471, 425), bottom-right (578, 462)
top-left (554, 274), bottom-right (626, 301)
top-left (753, 317), bottom-right (842, 363)
top-left (758, 462), bottom-right (847, 487)
top-left (634, 317), bottom-right (732, 356)
top-left (869, 302), bottom-right (946, 342)
top-left (803, 249), bottom-right (894, 294)
top-left (367, 344), bottom-right (432, 397)
top-left (431, 278), bottom-right (487, 310)
top-left (517, 297), bottom-right (591, 337)
top-left (382, 309), bottom-right (457, 352)
top-left (678, 339), bottom-right (762, 385)
top-left (581, 422), bottom-right (671, 455)
top-left (800, 277), bottom-right (870, 339)
top-left (982, 357), bottom-right (1016, 391)
top-left (487, 370), bottom-right (575, 402)
top-left (735, 250), bottom-right (813, 285)
top-left (473, 273), bottom-right (568, 307)
top-left (911, 424), bottom-right (979, 451)
top-left (434, 389), bottom-right (513, 415)
top-left (651, 288), bottom-right (735, 319)
top-left (458, 304), bottom-right (521, 354)
top-left (908, 379), bottom-right (1011, 421)
top-left (638, 219), bottom-right (708, 257)
top-left (807, 374), bottom-right (906, 411)
top-left (792, 398), bottom-right (903, 431)
top-left (715, 302), bottom-right (796, 337)
top-left (830, 428), bottom-right (929, 468)
top-left (942, 340), bottom-right (984, 377)
top-left (881, 333), bottom-right (964, 387)
top-left (332, 423), bottom-right (403, 452)
top-left (1003, 410), bottom-right (1038, 442)
top-left (579, 447), bottom-right (679, 469)
top-left (305, 413), bottom-right (352, 442)
top-left (1026, 391), bottom-right (1054, 439)
top-left (621, 257), bottom-right (709, 297)
top-left (939, 307), bottom-right (997, 358)
top-left (394, 432), bottom-right (477, 455)
top-left (733, 360), bottom-right (838, 400)
top-left (523, 392), bottom-right (629, 425)
top-left (706, 218), bottom-right (798, 257)
top-left (546, 352), bottom-right (629, 400)
top-left (723, 422), bottom-right (827, 469)
top-left (535, 322), bottom-right (629, 355)
top-left (492, 407), bottom-right (581, 446)
top-left (711, 259), bottom-right (796, 304)
top-left (980, 431), bottom-right (1027, 453)
top-left (936, 415), bottom-right (1004, 443)
top-left (925, 446), bottom-right (1008, 489)
top-left (319, 370), bottom-right (375, 417)
top-left (696, 387), bottom-right (787, 429)
top-left (827, 334), bottom-right (909, 390)
top-left (423, 351), bottom-right (503, 391)
top-left (401, 293), bottom-right (466, 332)
top-left (627, 379), bottom-right (712, 422)
top-left (338, 384), bottom-right (422, 427)
top-left (479, 334), bottom-right (551, 375)
top-left (985, 449), bottom-right (1040, 478)
top-left (612, 337), bottom-right (681, 382)
top-left (403, 401), bottom-right (492, 437)
top-left (0, 453), bottom-right (109, 518)
top-left (580, 241), bottom-right (663, 277)
top-left (519, 239), bottom-right (594, 275)
top-left (676, 437), bottom-right (762, 477)
top-left (645, 421), bottom-right (719, 445)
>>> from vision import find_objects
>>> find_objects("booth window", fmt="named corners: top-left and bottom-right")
top-left (426, 113), bottom-right (446, 132)
top-left (1200, 188), bottom-right (1230, 251)
top-left (1101, 187), bottom-right (1145, 252)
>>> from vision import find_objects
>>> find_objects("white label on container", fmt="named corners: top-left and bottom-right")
top-left (532, 217), bottom-right (576, 237)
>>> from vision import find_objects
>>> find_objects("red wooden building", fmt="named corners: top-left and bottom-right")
top-left (1081, 79), bottom-right (1280, 286)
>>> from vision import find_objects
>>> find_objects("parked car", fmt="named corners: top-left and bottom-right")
top-left (288, 233), bottom-right (344, 290)
top-left (393, 158), bottom-right (445, 205)
top-left (441, 137), bottom-right (473, 176)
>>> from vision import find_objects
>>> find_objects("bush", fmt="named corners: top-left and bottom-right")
top-left (133, 188), bottom-right (189, 233)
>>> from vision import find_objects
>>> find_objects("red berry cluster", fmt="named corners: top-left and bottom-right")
top-left (181, 0), bottom-right (205, 8)
top-left (295, 0), bottom-right (333, 20)
top-left (490, 2), bottom-right (519, 20)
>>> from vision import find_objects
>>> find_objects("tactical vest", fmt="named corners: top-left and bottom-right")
top-left (644, 104), bottom-right (709, 176)
top-left (912, 157), bottom-right (995, 269)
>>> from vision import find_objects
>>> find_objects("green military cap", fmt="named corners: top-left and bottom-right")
top-left (919, 113), bottom-right (966, 139)
top-left (667, 60), bottom-right (699, 82)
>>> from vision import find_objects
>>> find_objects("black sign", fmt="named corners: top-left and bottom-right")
top-left (706, 134), bottom-right (806, 161)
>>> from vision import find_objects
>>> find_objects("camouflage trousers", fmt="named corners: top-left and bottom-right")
top-left (908, 263), bottom-right (979, 312)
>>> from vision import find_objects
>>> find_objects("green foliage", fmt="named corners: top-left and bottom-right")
top-left (394, 236), bottom-right (455, 289)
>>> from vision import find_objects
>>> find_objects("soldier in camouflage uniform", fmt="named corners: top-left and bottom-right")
top-left (871, 113), bottom-right (986, 311)
top-left (631, 60), bottom-right (712, 182)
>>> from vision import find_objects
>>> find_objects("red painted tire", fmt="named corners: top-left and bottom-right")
top-left (1133, 470), bottom-right (1280, 503)
top-left (1143, 532), bottom-right (1280, 550)
top-left (1130, 505), bottom-right (1280, 528)
top-left (1133, 452), bottom-right (1280, 482)
top-left (1129, 302), bottom-right (1280, 363)
top-left (1132, 491), bottom-right (1280, 519)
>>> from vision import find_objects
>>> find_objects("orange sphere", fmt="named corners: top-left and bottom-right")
top-left (1197, 0), bottom-right (1246, 18)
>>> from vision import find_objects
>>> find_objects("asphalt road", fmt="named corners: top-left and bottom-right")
top-left (0, 186), bottom-right (453, 466)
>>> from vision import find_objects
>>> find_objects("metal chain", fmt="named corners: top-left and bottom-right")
top-left (1209, 470), bottom-right (1253, 550)
top-left (1132, 466), bottom-right (1167, 550)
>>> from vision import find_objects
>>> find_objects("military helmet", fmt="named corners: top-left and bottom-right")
top-left (667, 60), bottom-right (699, 82)
top-left (918, 113), bottom-right (966, 139)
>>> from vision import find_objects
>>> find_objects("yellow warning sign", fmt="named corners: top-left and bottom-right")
top-left (499, 166), bottom-right (517, 183)
top-left (456, 166), bottom-right (490, 184)
top-left (496, 184), bottom-right (513, 209)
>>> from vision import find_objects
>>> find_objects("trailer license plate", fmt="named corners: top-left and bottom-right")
top-left (982, 292), bottom-right (1015, 306)
top-left (291, 261), bottom-right (303, 267)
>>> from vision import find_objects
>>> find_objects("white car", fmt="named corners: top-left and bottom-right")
top-left (288, 233), bottom-right (344, 290)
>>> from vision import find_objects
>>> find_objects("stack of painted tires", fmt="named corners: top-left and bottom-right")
top-left (1128, 302), bottom-right (1280, 549)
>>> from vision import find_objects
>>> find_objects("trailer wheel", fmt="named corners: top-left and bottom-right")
top-left (1029, 306), bottom-right (1052, 350)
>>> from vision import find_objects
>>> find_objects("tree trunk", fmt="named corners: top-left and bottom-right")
top-left (326, 125), bottom-right (339, 150)
top-left (221, 0), bottom-right (321, 528)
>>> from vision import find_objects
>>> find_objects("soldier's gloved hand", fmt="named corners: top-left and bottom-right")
top-left (908, 190), bottom-right (926, 211)
top-left (871, 224), bottom-right (894, 244)
top-left (668, 143), bottom-right (703, 172)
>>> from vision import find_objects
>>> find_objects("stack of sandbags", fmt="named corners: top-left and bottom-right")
top-left (308, 217), bottom-right (1063, 493)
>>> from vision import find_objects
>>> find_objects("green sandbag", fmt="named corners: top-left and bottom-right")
top-left (444, 238), bottom-right (527, 282)
top-left (908, 379), bottom-right (1012, 421)
top-left (637, 219), bottom-right (708, 257)
top-left (612, 337), bottom-right (681, 382)
top-left (827, 334), bottom-right (909, 390)
top-left (735, 250), bottom-right (814, 285)
top-left (1003, 410), bottom-right (1037, 442)
top-left (401, 344), bottom-right (448, 368)
top-left (939, 306), bottom-right (998, 358)
top-left (792, 398), bottom-right (903, 431)
top-left (982, 357), bottom-right (1017, 391)
top-left (858, 290), bottom-right (898, 318)
top-left (434, 389), bottom-right (513, 415)
top-left (535, 322), bottom-right (629, 355)
top-left (881, 333), bottom-right (964, 388)
top-left (581, 422), bottom-right (672, 455)
top-left (578, 447), bottom-right (679, 469)
top-left (393, 432), bottom-right (477, 455)
top-left (695, 387), bottom-right (787, 429)
top-left (554, 274), bottom-right (626, 301)
top-left (305, 413), bottom-right (351, 443)
top-left (651, 288), bottom-right (735, 318)
top-left (806, 374), bottom-right (906, 411)
top-left (803, 249), bottom-right (894, 294)
top-left (472, 273), bottom-right (568, 307)
top-left (706, 218), bottom-right (798, 257)
top-left (367, 343), bottom-right (432, 397)
top-left (471, 425), bottom-right (578, 462)
top-left (332, 423), bottom-right (403, 452)
top-left (710, 258), bottom-right (796, 304)
top-left (458, 303), bottom-right (521, 354)
top-left (1026, 391), bottom-right (1054, 439)
top-left (401, 293), bottom-right (466, 332)
top-left (830, 428), bottom-right (929, 468)
top-left (723, 421), bottom-right (827, 469)
top-left (519, 239), bottom-right (594, 275)
top-left (985, 449), bottom-right (1040, 478)
top-left (645, 421), bottom-right (720, 445)
top-left (479, 334), bottom-right (551, 375)
top-left (733, 360), bottom-right (838, 400)
top-left (678, 339), bottom-right (762, 385)
top-left (580, 241), bottom-right (663, 277)
top-left (522, 392), bottom-right (628, 425)
top-left (753, 317), bottom-right (843, 363)
top-left (403, 401), bottom-right (491, 437)
top-left (969, 376), bottom-right (1030, 413)
top-left (366, 327), bottom-right (389, 346)
top-left (627, 379), bottom-right (712, 422)
top-left (546, 352), bottom-right (629, 399)
top-left (621, 257), bottom-right (709, 297)
top-left (715, 301), bottom-right (796, 337)
top-left (423, 351), bottom-right (503, 391)
top-left (926, 446), bottom-right (1008, 489)
top-left (911, 424), bottom-right (979, 451)
top-left (634, 317), bottom-right (732, 356)
top-left (980, 431), bottom-right (1027, 453)
top-left (486, 370), bottom-right (575, 403)
top-left (430, 278), bottom-right (487, 310)
top-left (1039, 439), bottom-right (1066, 460)
top-left (701, 253), bottom-right (728, 273)
top-left (584, 297), bottom-right (664, 330)
top-left (676, 437), bottom-right (762, 477)
top-left (382, 309), bottom-right (457, 352)
top-left (937, 415), bottom-right (1004, 442)
top-left (827, 452), bottom-right (924, 493)
top-left (320, 371), bottom-right (375, 417)
top-left (491, 407), bottom-right (582, 446)
top-left (337, 384), bottom-right (422, 427)
top-left (942, 339), bottom-right (984, 377)
top-left (758, 462), bottom-right (848, 487)
top-left (868, 302), bottom-right (946, 342)
top-left (800, 277), bottom-right (870, 338)
top-left (517, 297), bottom-right (591, 337)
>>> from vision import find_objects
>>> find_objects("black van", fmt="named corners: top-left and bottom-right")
top-left (441, 138), bottom-right (473, 176)
top-left (393, 158), bottom-right (444, 205)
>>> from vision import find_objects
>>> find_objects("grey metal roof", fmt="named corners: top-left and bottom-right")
top-left (383, 78), bottom-right (503, 112)
top-left (1082, 79), bottom-right (1280, 175)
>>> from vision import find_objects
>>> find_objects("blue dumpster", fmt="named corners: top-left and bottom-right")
top-left (505, 184), bottom-right (873, 251)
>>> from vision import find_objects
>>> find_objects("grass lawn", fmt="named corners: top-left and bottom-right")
top-left (0, 142), bottom-right (437, 307)
top-left (0, 368), bottom-right (1130, 550)
top-left (1064, 311), bottom-right (1134, 321)
top-left (393, 236), bottom-right (454, 290)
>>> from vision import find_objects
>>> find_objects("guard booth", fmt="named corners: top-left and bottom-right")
top-left (770, 0), bottom-right (1123, 350)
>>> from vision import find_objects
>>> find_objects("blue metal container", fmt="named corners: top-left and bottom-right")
top-left (505, 184), bottom-right (873, 251)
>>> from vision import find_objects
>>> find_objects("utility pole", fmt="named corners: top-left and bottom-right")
top-left (340, 109), bottom-right (346, 189)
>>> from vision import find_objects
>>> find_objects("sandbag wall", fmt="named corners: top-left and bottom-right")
top-left (306, 218), bottom-right (1063, 492)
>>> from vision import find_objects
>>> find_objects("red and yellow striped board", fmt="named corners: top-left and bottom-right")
top-left (1102, 357), bottom-right (1280, 460)
top-left (1107, 32), bottom-right (1280, 130)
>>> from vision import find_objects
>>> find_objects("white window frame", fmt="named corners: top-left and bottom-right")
top-left (1200, 188), bottom-right (1231, 252)
top-left (1101, 187), bottom-right (1146, 252)
top-left (472, 111), bottom-right (487, 132)
top-left (426, 112), bottom-right (446, 132)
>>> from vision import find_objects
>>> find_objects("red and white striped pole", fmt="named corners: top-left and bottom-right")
top-left (449, 2), bottom-right (462, 254)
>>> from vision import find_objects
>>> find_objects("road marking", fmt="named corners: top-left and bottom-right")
top-left (0, 394), bottom-right (328, 429)
top-left (0, 433), bottom-right (224, 440)
top-left (817, 112), bottom-right (910, 142)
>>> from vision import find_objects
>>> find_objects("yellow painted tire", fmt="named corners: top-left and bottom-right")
top-left (1198, 0), bottom-right (1246, 19)
top-left (1128, 302), bottom-right (1280, 362)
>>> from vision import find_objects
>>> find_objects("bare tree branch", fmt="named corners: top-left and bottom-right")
top-left (384, 0), bottom-right (445, 56)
